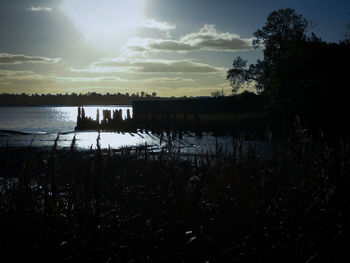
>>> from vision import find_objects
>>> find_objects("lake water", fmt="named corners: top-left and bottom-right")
top-left (0, 106), bottom-right (271, 156)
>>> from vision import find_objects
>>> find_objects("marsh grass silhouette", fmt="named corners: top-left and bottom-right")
top-left (0, 125), bottom-right (350, 262)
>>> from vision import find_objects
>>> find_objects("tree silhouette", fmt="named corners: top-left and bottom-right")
top-left (253, 8), bottom-right (309, 60)
top-left (210, 89), bottom-right (225, 97)
top-left (227, 8), bottom-right (311, 94)
top-left (227, 8), bottom-right (350, 136)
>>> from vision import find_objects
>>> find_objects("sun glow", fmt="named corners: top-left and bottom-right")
top-left (60, 0), bottom-right (146, 47)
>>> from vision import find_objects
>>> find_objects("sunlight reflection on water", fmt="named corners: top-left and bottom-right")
top-left (0, 106), bottom-right (271, 158)
top-left (50, 106), bottom-right (132, 126)
top-left (0, 106), bottom-right (132, 134)
top-left (74, 131), bottom-right (151, 149)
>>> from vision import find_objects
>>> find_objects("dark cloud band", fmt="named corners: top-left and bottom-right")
top-left (0, 53), bottom-right (60, 64)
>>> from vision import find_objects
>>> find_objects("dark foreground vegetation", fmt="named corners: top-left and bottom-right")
top-left (1, 125), bottom-right (350, 262)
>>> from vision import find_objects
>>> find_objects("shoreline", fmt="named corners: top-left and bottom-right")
top-left (0, 104), bottom-right (133, 107)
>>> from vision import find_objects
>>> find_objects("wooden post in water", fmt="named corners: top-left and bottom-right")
top-left (77, 106), bottom-right (81, 122)
top-left (81, 107), bottom-right (85, 119)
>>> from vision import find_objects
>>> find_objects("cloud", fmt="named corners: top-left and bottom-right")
top-left (88, 58), bottom-right (225, 74)
top-left (149, 40), bottom-right (197, 51)
top-left (0, 53), bottom-right (60, 64)
top-left (54, 76), bottom-right (127, 83)
top-left (140, 19), bottom-right (175, 32)
top-left (180, 24), bottom-right (253, 51)
top-left (0, 0), bottom-right (56, 6)
top-left (133, 60), bottom-right (223, 73)
top-left (0, 70), bottom-right (58, 93)
top-left (28, 6), bottom-right (53, 12)
top-left (0, 70), bottom-right (35, 78)
top-left (0, 70), bottom-right (124, 84)
top-left (125, 24), bottom-right (253, 53)
top-left (0, 66), bottom-right (228, 96)
top-left (0, 69), bottom-right (131, 94)
top-left (139, 77), bottom-right (194, 83)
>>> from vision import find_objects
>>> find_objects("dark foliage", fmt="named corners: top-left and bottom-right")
top-left (227, 8), bottom-right (350, 138)
top-left (1, 129), bottom-right (350, 262)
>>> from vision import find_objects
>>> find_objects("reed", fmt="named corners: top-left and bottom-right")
top-left (0, 130), bottom-right (349, 262)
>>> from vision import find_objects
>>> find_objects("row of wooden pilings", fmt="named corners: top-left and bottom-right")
top-left (75, 106), bottom-right (204, 137)
top-left (76, 107), bottom-right (132, 130)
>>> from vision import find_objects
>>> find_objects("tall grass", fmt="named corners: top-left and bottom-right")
top-left (0, 129), bottom-right (349, 262)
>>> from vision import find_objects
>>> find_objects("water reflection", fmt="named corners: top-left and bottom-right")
top-left (0, 106), bottom-right (271, 158)
top-left (75, 131), bottom-right (150, 149)
top-left (0, 106), bottom-right (133, 134)
top-left (52, 107), bottom-right (76, 122)
top-left (0, 128), bottom-right (272, 158)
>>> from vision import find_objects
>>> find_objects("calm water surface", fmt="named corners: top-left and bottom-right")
top-left (0, 106), bottom-right (271, 156)
top-left (0, 106), bottom-right (131, 134)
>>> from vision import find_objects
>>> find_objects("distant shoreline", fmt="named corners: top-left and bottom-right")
top-left (0, 104), bottom-right (133, 107)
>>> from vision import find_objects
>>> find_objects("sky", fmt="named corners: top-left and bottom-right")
top-left (0, 0), bottom-right (349, 96)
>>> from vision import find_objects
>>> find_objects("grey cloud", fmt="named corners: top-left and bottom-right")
top-left (54, 76), bottom-right (127, 83)
top-left (93, 59), bottom-right (224, 73)
top-left (140, 77), bottom-right (194, 83)
top-left (149, 40), bottom-right (198, 51)
top-left (0, 70), bottom-right (35, 77)
top-left (1, 0), bottom-right (58, 5)
top-left (195, 38), bottom-right (252, 50)
top-left (1, 0), bottom-right (59, 9)
top-left (140, 19), bottom-right (175, 31)
top-left (28, 6), bottom-right (53, 12)
top-left (135, 61), bottom-right (220, 73)
top-left (127, 46), bottom-right (148, 52)
top-left (180, 24), bottom-right (253, 51)
top-left (0, 53), bottom-right (61, 64)
top-left (126, 24), bottom-right (253, 53)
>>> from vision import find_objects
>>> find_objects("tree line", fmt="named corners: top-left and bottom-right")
top-left (0, 91), bottom-right (158, 106)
